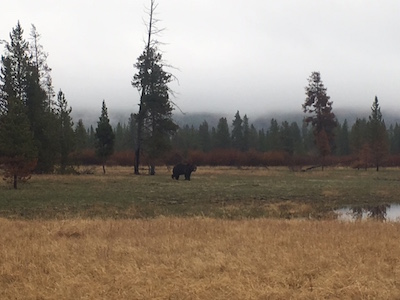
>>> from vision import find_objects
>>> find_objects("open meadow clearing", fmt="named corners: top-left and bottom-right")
top-left (1, 166), bottom-right (400, 299)
top-left (1, 166), bottom-right (400, 219)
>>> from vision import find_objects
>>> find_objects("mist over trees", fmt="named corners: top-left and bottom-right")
top-left (1, 18), bottom-right (400, 186)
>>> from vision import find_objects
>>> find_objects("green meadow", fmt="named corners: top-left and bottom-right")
top-left (1, 166), bottom-right (399, 220)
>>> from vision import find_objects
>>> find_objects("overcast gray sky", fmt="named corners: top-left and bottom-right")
top-left (1, 0), bottom-right (400, 118)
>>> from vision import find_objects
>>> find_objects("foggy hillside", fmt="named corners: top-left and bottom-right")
top-left (72, 108), bottom-right (400, 131)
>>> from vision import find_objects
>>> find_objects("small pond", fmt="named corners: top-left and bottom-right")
top-left (335, 204), bottom-right (400, 222)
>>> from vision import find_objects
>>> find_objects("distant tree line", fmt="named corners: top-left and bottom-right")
top-left (0, 20), bottom-right (399, 188)
top-left (70, 94), bottom-right (398, 170)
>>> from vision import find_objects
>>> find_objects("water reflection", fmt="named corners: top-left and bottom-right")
top-left (336, 204), bottom-right (400, 222)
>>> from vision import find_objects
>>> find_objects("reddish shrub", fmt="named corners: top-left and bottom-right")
top-left (187, 150), bottom-right (207, 166)
top-left (205, 149), bottom-right (243, 166)
top-left (70, 149), bottom-right (101, 166)
top-left (262, 151), bottom-right (286, 166)
top-left (242, 149), bottom-right (264, 166)
top-left (385, 154), bottom-right (400, 167)
top-left (110, 151), bottom-right (135, 166)
top-left (164, 150), bottom-right (185, 165)
top-left (335, 155), bottom-right (357, 167)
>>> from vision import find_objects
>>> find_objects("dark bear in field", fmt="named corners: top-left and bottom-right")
top-left (171, 163), bottom-right (197, 181)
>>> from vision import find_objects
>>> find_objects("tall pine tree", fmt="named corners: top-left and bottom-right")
top-left (132, 0), bottom-right (178, 175)
top-left (198, 120), bottom-right (211, 152)
top-left (95, 100), bottom-right (115, 174)
top-left (231, 111), bottom-right (244, 150)
top-left (0, 22), bottom-right (57, 173)
top-left (74, 119), bottom-right (88, 151)
top-left (55, 90), bottom-right (74, 173)
top-left (0, 22), bottom-right (38, 187)
top-left (368, 96), bottom-right (388, 171)
top-left (303, 72), bottom-right (337, 169)
top-left (0, 97), bottom-right (37, 188)
top-left (214, 117), bottom-right (231, 149)
top-left (242, 115), bottom-right (250, 151)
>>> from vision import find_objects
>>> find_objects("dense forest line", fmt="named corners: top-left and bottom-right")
top-left (0, 19), bottom-right (399, 189)
top-left (70, 105), bottom-right (400, 169)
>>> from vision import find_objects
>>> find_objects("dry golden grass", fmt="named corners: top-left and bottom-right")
top-left (1, 218), bottom-right (400, 299)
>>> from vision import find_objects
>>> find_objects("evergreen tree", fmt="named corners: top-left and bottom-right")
top-left (335, 119), bottom-right (350, 156)
top-left (95, 100), bottom-right (115, 174)
top-left (302, 72), bottom-right (337, 168)
top-left (316, 129), bottom-right (331, 169)
top-left (188, 125), bottom-right (199, 150)
top-left (74, 119), bottom-right (87, 151)
top-left (265, 118), bottom-right (281, 151)
top-left (258, 129), bottom-right (267, 152)
top-left (87, 125), bottom-right (96, 149)
top-left (389, 123), bottom-right (400, 154)
top-left (1, 22), bottom-right (57, 173)
top-left (242, 115), bottom-right (250, 151)
top-left (125, 113), bottom-right (137, 150)
top-left (368, 96), bottom-right (388, 171)
top-left (214, 117), bottom-right (230, 149)
top-left (280, 121), bottom-right (294, 155)
top-left (210, 126), bottom-right (217, 150)
top-left (172, 124), bottom-right (198, 153)
top-left (231, 111), bottom-right (244, 150)
top-left (114, 122), bottom-right (124, 152)
top-left (131, 0), bottom-right (178, 175)
top-left (248, 124), bottom-right (259, 150)
top-left (55, 90), bottom-right (74, 174)
top-left (0, 97), bottom-right (37, 188)
top-left (290, 122), bottom-right (303, 155)
top-left (349, 118), bottom-right (369, 155)
top-left (118, 123), bottom-right (132, 151)
top-left (27, 24), bottom-right (58, 173)
top-left (301, 121), bottom-right (315, 154)
top-left (198, 120), bottom-right (211, 152)
top-left (0, 55), bottom-right (12, 113)
top-left (29, 24), bottom-right (54, 109)
top-left (0, 22), bottom-right (38, 187)
top-left (1, 22), bottom-right (30, 105)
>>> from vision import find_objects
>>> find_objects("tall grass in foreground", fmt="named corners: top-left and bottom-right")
top-left (1, 218), bottom-right (400, 299)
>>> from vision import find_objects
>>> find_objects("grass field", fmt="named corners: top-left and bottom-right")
top-left (1, 166), bottom-right (400, 299)
top-left (0, 166), bottom-right (399, 219)
top-left (1, 217), bottom-right (400, 299)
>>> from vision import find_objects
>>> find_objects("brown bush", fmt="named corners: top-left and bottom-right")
top-left (70, 149), bottom-right (101, 166)
top-left (262, 151), bottom-right (286, 166)
top-left (335, 155), bottom-right (357, 167)
top-left (384, 154), bottom-right (400, 167)
top-left (110, 151), bottom-right (135, 166)
top-left (205, 149), bottom-right (243, 166)
top-left (187, 150), bottom-right (206, 166)
top-left (164, 150), bottom-right (185, 166)
top-left (242, 149), bottom-right (264, 166)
